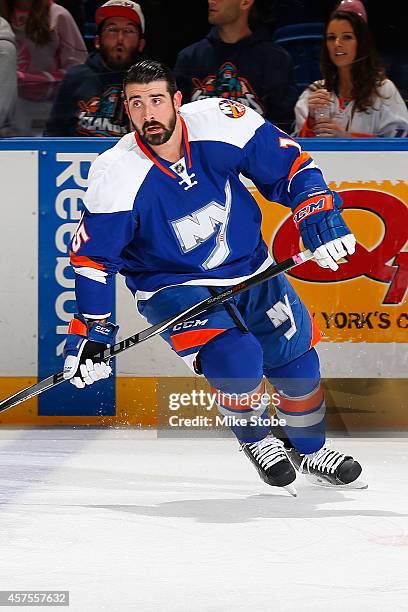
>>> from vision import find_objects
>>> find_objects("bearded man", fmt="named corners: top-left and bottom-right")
top-left (45, 0), bottom-right (145, 137)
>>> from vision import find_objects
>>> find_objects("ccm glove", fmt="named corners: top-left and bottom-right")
top-left (292, 191), bottom-right (356, 271)
top-left (63, 314), bottom-right (119, 389)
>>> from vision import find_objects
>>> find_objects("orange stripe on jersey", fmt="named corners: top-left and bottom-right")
top-left (68, 317), bottom-right (88, 337)
top-left (170, 328), bottom-right (225, 352)
top-left (70, 251), bottom-right (106, 270)
top-left (288, 151), bottom-right (312, 181)
top-left (276, 385), bottom-right (324, 414)
top-left (180, 117), bottom-right (192, 169)
top-left (134, 132), bottom-right (176, 178)
top-left (350, 132), bottom-right (374, 138)
top-left (211, 381), bottom-right (265, 409)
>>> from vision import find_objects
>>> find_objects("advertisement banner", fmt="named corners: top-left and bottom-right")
top-left (37, 140), bottom-right (115, 415)
top-left (253, 146), bottom-right (408, 343)
top-left (0, 138), bottom-right (406, 425)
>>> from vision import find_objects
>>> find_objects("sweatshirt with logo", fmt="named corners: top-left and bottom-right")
top-left (174, 26), bottom-right (297, 132)
top-left (45, 52), bottom-right (131, 137)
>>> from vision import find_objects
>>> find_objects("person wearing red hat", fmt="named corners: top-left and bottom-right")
top-left (45, 0), bottom-right (146, 136)
top-left (95, 0), bottom-right (145, 34)
top-left (294, 8), bottom-right (408, 138)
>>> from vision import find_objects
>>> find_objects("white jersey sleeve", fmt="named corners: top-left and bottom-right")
top-left (374, 79), bottom-right (408, 137)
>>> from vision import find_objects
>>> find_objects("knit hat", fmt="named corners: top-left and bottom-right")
top-left (95, 0), bottom-right (145, 34)
top-left (337, 0), bottom-right (368, 22)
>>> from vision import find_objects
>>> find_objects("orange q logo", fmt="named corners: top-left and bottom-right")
top-left (273, 190), bottom-right (408, 305)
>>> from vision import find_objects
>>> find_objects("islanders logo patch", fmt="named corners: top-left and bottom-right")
top-left (218, 100), bottom-right (246, 118)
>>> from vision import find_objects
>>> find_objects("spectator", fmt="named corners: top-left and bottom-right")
top-left (45, 0), bottom-right (145, 137)
top-left (0, 16), bottom-right (17, 135)
top-left (0, 0), bottom-right (87, 135)
top-left (293, 6), bottom-right (408, 137)
top-left (173, 0), bottom-right (298, 132)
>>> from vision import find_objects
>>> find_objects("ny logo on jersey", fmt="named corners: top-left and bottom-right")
top-left (266, 294), bottom-right (297, 340)
top-left (171, 180), bottom-right (232, 270)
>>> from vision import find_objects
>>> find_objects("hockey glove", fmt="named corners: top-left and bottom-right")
top-left (292, 191), bottom-right (356, 271)
top-left (63, 314), bottom-right (119, 389)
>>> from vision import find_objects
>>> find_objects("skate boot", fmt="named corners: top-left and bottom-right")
top-left (240, 434), bottom-right (297, 496)
top-left (287, 442), bottom-right (367, 489)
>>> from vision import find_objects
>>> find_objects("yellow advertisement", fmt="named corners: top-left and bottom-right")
top-left (254, 180), bottom-right (408, 342)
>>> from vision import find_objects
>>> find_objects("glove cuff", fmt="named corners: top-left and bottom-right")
top-left (67, 316), bottom-right (88, 337)
top-left (88, 322), bottom-right (118, 346)
top-left (66, 314), bottom-right (118, 349)
top-left (293, 193), bottom-right (334, 228)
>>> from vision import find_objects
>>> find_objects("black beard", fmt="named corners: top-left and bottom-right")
top-left (99, 45), bottom-right (141, 71)
top-left (135, 111), bottom-right (177, 145)
top-left (143, 126), bottom-right (173, 145)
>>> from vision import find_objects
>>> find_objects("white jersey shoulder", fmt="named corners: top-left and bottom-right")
top-left (85, 132), bottom-right (153, 214)
top-left (377, 78), bottom-right (399, 97)
top-left (375, 78), bottom-right (407, 109)
top-left (180, 98), bottom-right (265, 148)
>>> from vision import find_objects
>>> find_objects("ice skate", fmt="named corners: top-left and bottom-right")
top-left (240, 435), bottom-right (297, 496)
top-left (287, 442), bottom-right (367, 489)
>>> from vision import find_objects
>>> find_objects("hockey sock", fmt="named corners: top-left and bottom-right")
top-left (265, 348), bottom-right (325, 454)
top-left (199, 328), bottom-right (269, 443)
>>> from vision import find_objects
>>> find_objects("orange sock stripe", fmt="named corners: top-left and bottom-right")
top-left (170, 328), bottom-right (225, 352)
top-left (276, 386), bottom-right (324, 414)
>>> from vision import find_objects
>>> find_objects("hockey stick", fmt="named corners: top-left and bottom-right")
top-left (0, 249), bottom-right (313, 413)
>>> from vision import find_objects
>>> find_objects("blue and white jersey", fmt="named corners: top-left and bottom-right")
top-left (71, 98), bottom-right (327, 318)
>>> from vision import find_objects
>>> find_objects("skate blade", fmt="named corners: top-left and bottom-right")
top-left (284, 482), bottom-right (298, 497)
top-left (306, 475), bottom-right (368, 490)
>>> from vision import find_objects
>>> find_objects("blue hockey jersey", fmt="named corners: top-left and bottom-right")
top-left (71, 98), bottom-right (328, 318)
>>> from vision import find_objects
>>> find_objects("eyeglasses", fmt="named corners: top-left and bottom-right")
top-left (102, 26), bottom-right (139, 36)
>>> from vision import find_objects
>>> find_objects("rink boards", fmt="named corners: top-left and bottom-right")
top-left (0, 138), bottom-right (407, 428)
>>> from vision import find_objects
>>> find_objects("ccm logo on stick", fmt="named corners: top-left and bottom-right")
top-left (173, 319), bottom-right (208, 331)
top-left (293, 195), bottom-right (333, 226)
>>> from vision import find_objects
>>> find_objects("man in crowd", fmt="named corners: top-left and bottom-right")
top-left (173, 0), bottom-right (298, 132)
top-left (45, 0), bottom-right (145, 137)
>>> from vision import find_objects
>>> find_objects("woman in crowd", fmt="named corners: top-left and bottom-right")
top-left (0, 0), bottom-right (87, 135)
top-left (293, 6), bottom-right (408, 137)
top-left (0, 16), bottom-right (17, 135)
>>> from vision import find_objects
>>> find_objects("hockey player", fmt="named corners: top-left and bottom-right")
top-left (63, 59), bottom-right (364, 494)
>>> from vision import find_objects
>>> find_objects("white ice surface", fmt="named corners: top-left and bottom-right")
top-left (0, 429), bottom-right (407, 612)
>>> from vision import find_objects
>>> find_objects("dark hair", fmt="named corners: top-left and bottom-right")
top-left (0, 0), bottom-right (52, 45)
top-left (320, 10), bottom-right (386, 112)
top-left (123, 60), bottom-right (177, 97)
